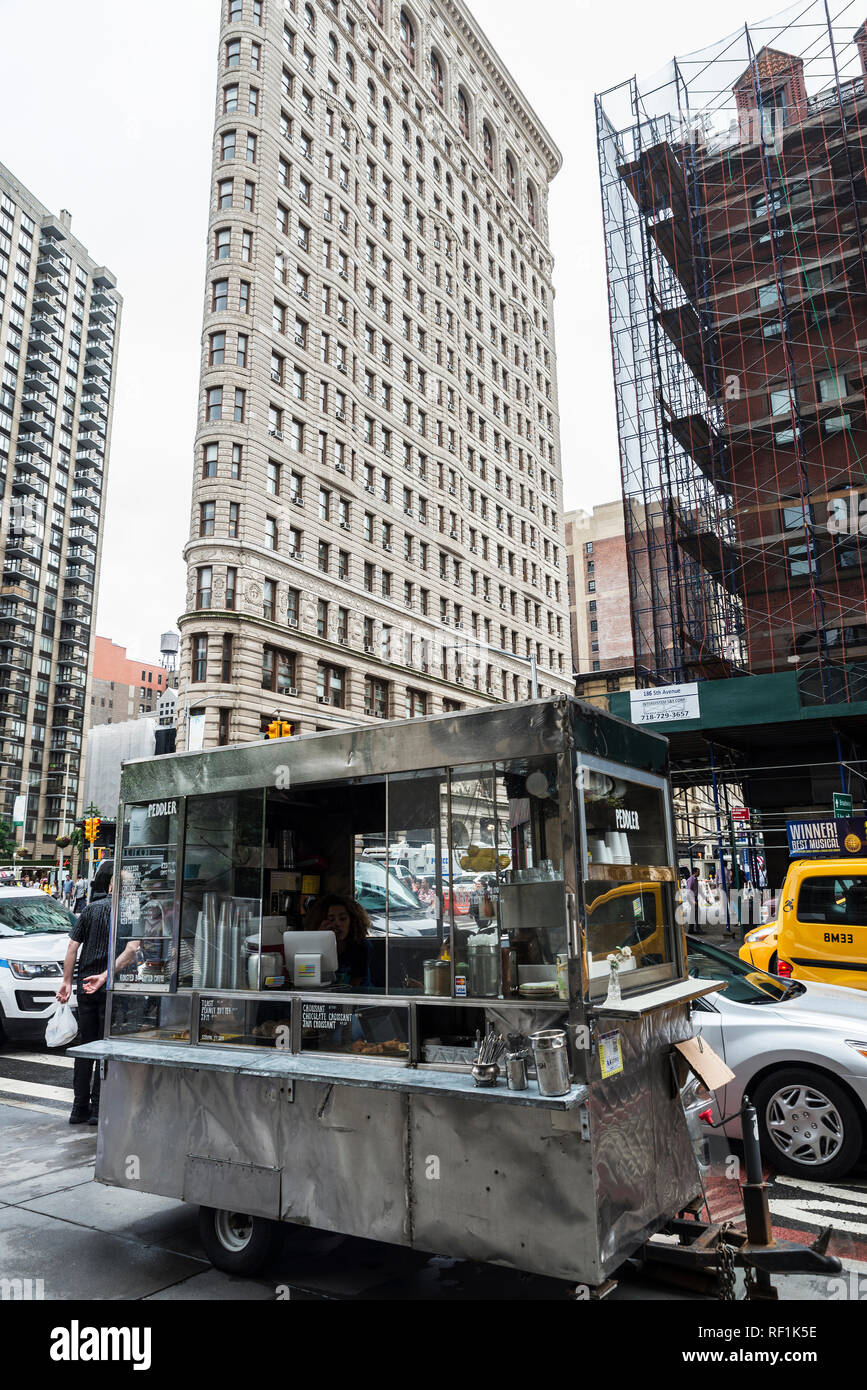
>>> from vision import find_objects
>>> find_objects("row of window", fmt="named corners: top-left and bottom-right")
top-left (191, 561), bottom-right (566, 675)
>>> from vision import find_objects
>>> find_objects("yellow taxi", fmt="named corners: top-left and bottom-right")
top-left (740, 858), bottom-right (867, 989)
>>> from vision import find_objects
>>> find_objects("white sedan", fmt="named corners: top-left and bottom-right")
top-left (686, 935), bottom-right (867, 1180)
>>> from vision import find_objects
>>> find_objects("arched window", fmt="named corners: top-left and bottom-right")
top-left (527, 181), bottom-right (537, 228)
top-left (483, 122), bottom-right (494, 173)
top-left (383, 96), bottom-right (392, 124)
top-left (346, 53), bottom-right (355, 82)
top-left (506, 153), bottom-right (516, 201)
top-left (329, 32), bottom-right (338, 61)
top-left (458, 87), bottom-right (470, 140)
top-left (304, 3), bottom-right (315, 31)
top-left (367, 0), bottom-right (383, 22)
top-left (400, 9), bottom-right (416, 69)
top-left (433, 157), bottom-right (441, 181)
top-left (430, 51), bottom-right (444, 108)
top-left (368, 78), bottom-right (377, 104)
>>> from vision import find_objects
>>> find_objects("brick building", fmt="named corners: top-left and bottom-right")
top-left (597, 6), bottom-right (867, 701)
top-left (564, 501), bottom-right (635, 706)
top-left (87, 637), bottom-right (172, 729)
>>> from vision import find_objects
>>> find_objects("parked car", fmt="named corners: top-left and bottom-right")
top-left (353, 859), bottom-right (437, 936)
top-left (0, 890), bottom-right (77, 1045)
top-left (687, 934), bottom-right (867, 1179)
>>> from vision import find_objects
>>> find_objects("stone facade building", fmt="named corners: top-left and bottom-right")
top-left (180, 0), bottom-right (571, 747)
top-left (0, 164), bottom-right (120, 853)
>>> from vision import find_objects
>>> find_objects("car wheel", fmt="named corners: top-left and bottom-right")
top-left (752, 1069), bottom-right (863, 1180)
top-left (198, 1206), bottom-right (283, 1275)
top-left (0, 1006), bottom-right (7, 1047)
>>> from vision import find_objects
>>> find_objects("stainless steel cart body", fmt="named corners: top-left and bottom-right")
top-left (75, 697), bottom-right (718, 1284)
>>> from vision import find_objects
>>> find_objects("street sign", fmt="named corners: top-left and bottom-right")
top-left (732, 807), bottom-right (750, 823)
top-left (833, 792), bottom-right (854, 819)
top-left (12, 794), bottom-right (25, 827)
top-left (629, 683), bottom-right (700, 725)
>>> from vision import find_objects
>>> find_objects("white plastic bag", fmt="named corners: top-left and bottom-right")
top-left (45, 1001), bottom-right (78, 1048)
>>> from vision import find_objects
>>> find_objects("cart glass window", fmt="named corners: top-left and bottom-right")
top-left (110, 993), bottom-right (191, 1042)
top-left (114, 801), bottom-right (179, 992)
top-left (581, 767), bottom-right (677, 994)
top-left (179, 791), bottom-right (265, 990)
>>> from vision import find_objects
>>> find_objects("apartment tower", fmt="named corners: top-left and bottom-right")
top-left (0, 164), bottom-right (120, 855)
top-left (180, 0), bottom-right (570, 747)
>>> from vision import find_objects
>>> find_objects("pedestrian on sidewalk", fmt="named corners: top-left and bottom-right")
top-left (56, 860), bottom-right (140, 1126)
top-left (72, 874), bottom-right (87, 913)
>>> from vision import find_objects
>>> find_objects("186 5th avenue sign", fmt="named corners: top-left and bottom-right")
top-left (629, 683), bottom-right (700, 726)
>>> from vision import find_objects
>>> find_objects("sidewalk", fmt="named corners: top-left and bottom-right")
top-left (0, 1098), bottom-right (845, 1301)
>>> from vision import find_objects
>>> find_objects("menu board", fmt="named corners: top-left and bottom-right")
top-left (198, 996), bottom-right (292, 1049)
top-left (301, 1002), bottom-right (409, 1058)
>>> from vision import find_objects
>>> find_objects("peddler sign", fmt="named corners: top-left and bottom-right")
top-left (787, 816), bottom-right (867, 857)
top-left (629, 683), bottom-right (700, 725)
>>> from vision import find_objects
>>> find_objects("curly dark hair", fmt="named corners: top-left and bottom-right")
top-left (303, 894), bottom-right (371, 944)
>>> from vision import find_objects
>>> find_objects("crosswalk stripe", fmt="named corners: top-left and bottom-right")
top-left (774, 1174), bottom-right (867, 1202)
top-left (0, 1077), bottom-right (72, 1102)
top-left (1, 1051), bottom-right (75, 1069)
top-left (0, 1096), bottom-right (68, 1117)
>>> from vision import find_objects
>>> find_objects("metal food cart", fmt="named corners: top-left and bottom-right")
top-left (72, 697), bottom-right (726, 1288)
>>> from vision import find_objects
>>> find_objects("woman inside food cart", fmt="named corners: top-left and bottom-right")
top-left (303, 894), bottom-right (372, 988)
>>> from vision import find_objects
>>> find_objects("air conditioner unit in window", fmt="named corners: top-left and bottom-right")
top-left (448, 485), bottom-right (456, 495)
top-left (335, 462), bottom-right (347, 473)
top-left (290, 549), bottom-right (303, 559)
top-left (364, 482), bottom-right (374, 493)
top-left (269, 428), bottom-right (284, 439)
top-left (297, 289), bottom-right (309, 300)
top-left (337, 362), bottom-right (347, 373)
top-left (337, 314), bottom-right (348, 325)
top-left (291, 496), bottom-right (303, 506)
top-left (338, 638), bottom-right (349, 646)
top-left (469, 545), bottom-right (477, 554)
top-left (294, 334), bottom-right (306, 347)
top-left (375, 711), bottom-right (387, 718)
top-left (383, 543), bottom-right (393, 552)
top-left (270, 370), bottom-right (282, 382)
top-left (317, 695), bottom-right (327, 703)
top-left (287, 617), bottom-right (299, 627)
top-left (335, 409), bottom-right (345, 421)
top-left (323, 210), bottom-right (332, 221)
top-left (339, 269), bottom-right (349, 281)
top-left (363, 642), bottom-right (374, 653)
top-left (287, 686), bottom-right (299, 697)
top-left (339, 520), bottom-right (350, 530)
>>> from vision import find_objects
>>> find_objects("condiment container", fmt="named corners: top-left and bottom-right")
top-left (471, 1062), bottom-right (499, 1087)
top-left (529, 1029), bottom-right (571, 1097)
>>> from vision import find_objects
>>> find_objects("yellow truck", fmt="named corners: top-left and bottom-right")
top-left (740, 857), bottom-right (867, 990)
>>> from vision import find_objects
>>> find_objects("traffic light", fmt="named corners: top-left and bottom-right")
top-left (266, 721), bottom-right (294, 739)
top-left (84, 816), bottom-right (101, 843)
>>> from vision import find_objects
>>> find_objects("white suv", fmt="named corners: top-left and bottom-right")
top-left (0, 890), bottom-right (77, 1045)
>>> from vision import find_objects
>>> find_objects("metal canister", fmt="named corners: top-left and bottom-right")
top-left (467, 938), bottom-right (502, 997)
top-left (423, 958), bottom-right (452, 996)
top-left (529, 1029), bottom-right (571, 1097)
top-left (505, 1053), bottom-right (528, 1091)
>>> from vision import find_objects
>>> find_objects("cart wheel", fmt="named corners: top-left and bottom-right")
top-left (198, 1205), bottom-right (283, 1275)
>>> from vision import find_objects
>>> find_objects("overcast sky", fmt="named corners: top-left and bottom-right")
top-left (0, 0), bottom-right (778, 660)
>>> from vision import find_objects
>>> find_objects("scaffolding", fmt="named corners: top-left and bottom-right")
top-left (597, 0), bottom-right (867, 696)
